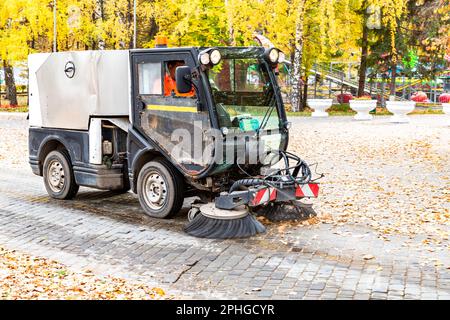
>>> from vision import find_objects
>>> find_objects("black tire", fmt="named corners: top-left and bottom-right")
top-left (137, 159), bottom-right (184, 218)
top-left (43, 150), bottom-right (79, 200)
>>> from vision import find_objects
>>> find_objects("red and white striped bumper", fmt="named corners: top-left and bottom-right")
top-left (251, 183), bottom-right (319, 206)
top-left (295, 183), bottom-right (319, 198)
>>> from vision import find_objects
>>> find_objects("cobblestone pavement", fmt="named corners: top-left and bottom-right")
top-left (0, 113), bottom-right (449, 299)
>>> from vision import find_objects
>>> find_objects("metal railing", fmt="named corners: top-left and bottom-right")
top-left (310, 63), bottom-right (409, 101)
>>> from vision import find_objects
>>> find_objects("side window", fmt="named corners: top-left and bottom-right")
top-left (163, 60), bottom-right (195, 98)
top-left (208, 60), bottom-right (232, 91)
top-left (138, 62), bottom-right (162, 95)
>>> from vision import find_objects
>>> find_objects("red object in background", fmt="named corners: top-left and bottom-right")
top-left (337, 93), bottom-right (353, 103)
top-left (411, 91), bottom-right (429, 103)
top-left (438, 93), bottom-right (450, 103)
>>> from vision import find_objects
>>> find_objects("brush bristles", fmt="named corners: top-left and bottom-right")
top-left (255, 202), bottom-right (317, 222)
top-left (184, 213), bottom-right (266, 239)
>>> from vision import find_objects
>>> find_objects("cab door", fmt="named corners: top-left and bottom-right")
top-left (131, 51), bottom-right (214, 176)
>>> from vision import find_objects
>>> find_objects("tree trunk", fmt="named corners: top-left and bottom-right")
top-left (148, 17), bottom-right (158, 40)
top-left (314, 71), bottom-right (318, 98)
top-left (301, 79), bottom-right (308, 110)
top-left (98, 0), bottom-right (105, 20)
top-left (224, 0), bottom-right (235, 45)
top-left (3, 61), bottom-right (17, 106)
top-left (357, 2), bottom-right (369, 97)
top-left (380, 80), bottom-right (386, 108)
top-left (127, 0), bottom-right (133, 49)
top-left (390, 63), bottom-right (397, 96)
top-left (95, 0), bottom-right (105, 49)
top-left (290, 0), bottom-right (306, 112)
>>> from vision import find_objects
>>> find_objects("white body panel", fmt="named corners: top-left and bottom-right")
top-left (89, 118), bottom-right (103, 165)
top-left (28, 53), bottom-right (51, 127)
top-left (28, 50), bottom-right (131, 130)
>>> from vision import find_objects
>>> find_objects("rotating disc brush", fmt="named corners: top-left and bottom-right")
top-left (184, 203), bottom-right (266, 239)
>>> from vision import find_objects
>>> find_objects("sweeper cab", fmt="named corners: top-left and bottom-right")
top-left (28, 44), bottom-right (320, 239)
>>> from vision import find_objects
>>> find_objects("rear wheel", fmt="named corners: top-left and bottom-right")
top-left (43, 150), bottom-right (79, 199)
top-left (137, 159), bottom-right (184, 218)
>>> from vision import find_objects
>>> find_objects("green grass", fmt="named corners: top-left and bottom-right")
top-left (286, 103), bottom-right (357, 116)
top-left (286, 111), bottom-right (312, 116)
top-left (0, 102), bottom-right (444, 116)
top-left (326, 103), bottom-right (354, 113)
top-left (0, 105), bottom-right (28, 112)
top-left (0, 94), bottom-right (28, 112)
top-left (286, 103), bottom-right (444, 117)
top-left (410, 108), bottom-right (444, 115)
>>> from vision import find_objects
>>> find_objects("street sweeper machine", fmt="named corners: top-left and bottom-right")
top-left (28, 44), bottom-right (321, 239)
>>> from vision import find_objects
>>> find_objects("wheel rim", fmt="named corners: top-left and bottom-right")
top-left (47, 159), bottom-right (65, 193)
top-left (143, 170), bottom-right (168, 210)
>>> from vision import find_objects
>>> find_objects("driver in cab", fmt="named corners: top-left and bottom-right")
top-left (164, 60), bottom-right (195, 97)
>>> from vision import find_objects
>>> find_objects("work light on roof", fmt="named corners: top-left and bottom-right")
top-left (199, 52), bottom-right (210, 65)
top-left (268, 48), bottom-right (279, 63)
top-left (199, 48), bottom-right (221, 67)
top-left (210, 49), bottom-right (221, 65)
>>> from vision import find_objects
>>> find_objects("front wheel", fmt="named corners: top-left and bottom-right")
top-left (43, 150), bottom-right (79, 199)
top-left (137, 159), bottom-right (184, 218)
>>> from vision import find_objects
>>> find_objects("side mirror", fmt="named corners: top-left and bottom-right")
top-left (175, 66), bottom-right (192, 94)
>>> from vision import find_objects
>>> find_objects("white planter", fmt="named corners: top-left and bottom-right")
top-left (307, 99), bottom-right (332, 117)
top-left (443, 103), bottom-right (450, 125)
top-left (349, 100), bottom-right (377, 120)
top-left (386, 101), bottom-right (416, 123)
top-left (443, 103), bottom-right (450, 115)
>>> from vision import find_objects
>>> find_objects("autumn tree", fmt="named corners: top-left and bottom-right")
top-left (0, 0), bottom-right (31, 105)
top-left (281, 0), bottom-right (344, 111)
top-left (1, 0), bottom-right (447, 108)
top-left (352, 0), bottom-right (409, 97)
top-left (405, 0), bottom-right (450, 79)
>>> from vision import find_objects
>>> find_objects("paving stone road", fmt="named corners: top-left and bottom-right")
top-left (0, 113), bottom-right (449, 299)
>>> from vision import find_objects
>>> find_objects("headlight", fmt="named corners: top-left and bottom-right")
top-left (210, 49), bottom-right (221, 65)
top-left (199, 53), bottom-right (210, 65)
top-left (268, 48), bottom-right (279, 63)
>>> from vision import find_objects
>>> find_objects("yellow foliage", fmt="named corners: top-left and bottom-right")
top-left (0, 0), bottom-right (447, 69)
top-left (0, 0), bottom-right (362, 65)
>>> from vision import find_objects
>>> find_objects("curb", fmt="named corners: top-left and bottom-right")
top-left (0, 112), bottom-right (28, 120)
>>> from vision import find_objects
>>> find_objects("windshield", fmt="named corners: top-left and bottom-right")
top-left (207, 56), bottom-right (280, 132)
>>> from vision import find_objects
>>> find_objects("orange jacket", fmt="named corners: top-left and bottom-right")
top-left (164, 74), bottom-right (195, 97)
